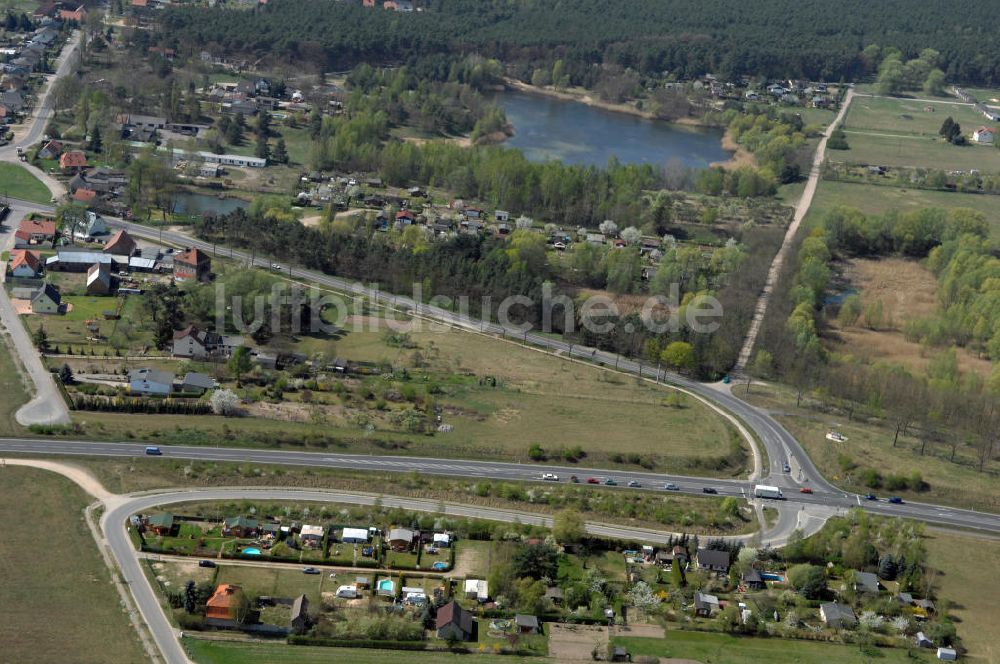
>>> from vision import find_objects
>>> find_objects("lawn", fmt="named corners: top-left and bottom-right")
top-left (0, 334), bottom-right (29, 435)
top-left (184, 639), bottom-right (549, 664)
top-left (20, 293), bottom-right (155, 354)
top-left (925, 531), bottom-right (1000, 663)
top-left (739, 382), bottom-right (1000, 512)
top-left (0, 467), bottom-right (147, 663)
top-left (806, 180), bottom-right (1000, 241)
top-left (837, 94), bottom-right (1000, 171)
top-left (614, 632), bottom-right (932, 663)
top-left (214, 565), bottom-right (328, 605)
top-left (0, 163), bottom-right (52, 204)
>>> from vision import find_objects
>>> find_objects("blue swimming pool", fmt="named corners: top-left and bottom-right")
top-left (432, 562), bottom-right (448, 570)
top-left (243, 547), bottom-right (262, 555)
top-left (378, 579), bottom-right (395, 594)
top-left (761, 572), bottom-right (785, 582)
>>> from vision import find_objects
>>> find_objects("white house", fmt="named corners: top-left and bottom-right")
top-left (341, 527), bottom-right (370, 544)
top-left (30, 283), bottom-right (62, 314)
top-left (464, 579), bottom-right (488, 602)
top-left (8, 250), bottom-right (42, 278)
top-left (129, 368), bottom-right (174, 396)
top-left (300, 524), bottom-right (324, 542)
top-left (335, 585), bottom-right (358, 599)
top-left (74, 210), bottom-right (109, 240)
top-left (973, 126), bottom-right (995, 144)
top-left (432, 532), bottom-right (451, 548)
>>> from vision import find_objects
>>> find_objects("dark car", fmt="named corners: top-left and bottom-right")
top-left (702, 487), bottom-right (718, 494)
top-left (198, 560), bottom-right (216, 568)
top-left (888, 496), bottom-right (904, 504)
top-left (604, 478), bottom-right (618, 486)
top-left (569, 475), bottom-right (580, 483)
top-left (302, 567), bottom-right (321, 574)
top-left (783, 463), bottom-right (791, 473)
top-left (863, 494), bottom-right (878, 501)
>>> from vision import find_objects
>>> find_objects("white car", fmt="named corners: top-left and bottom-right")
top-left (541, 473), bottom-right (559, 481)
top-left (271, 263), bottom-right (283, 271)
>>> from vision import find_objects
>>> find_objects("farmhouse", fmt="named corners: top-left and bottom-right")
top-left (435, 601), bottom-right (473, 641)
top-left (173, 248), bottom-right (212, 282)
top-left (86, 262), bottom-right (113, 295)
top-left (104, 229), bottom-right (138, 256)
top-left (31, 283), bottom-right (61, 314)
top-left (973, 126), bottom-right (996, 144)
top-left (75, 211), bottom-right (109, 241)
top-left (17, 218), bottom-right (57, 245)
top-left (129, 368), bottom-right (174, 396)
top-left (37, 140), bottom-right (63, 159)
top-left (695, 548), bottom-right (730, 574)
top-left (820, 602), bottom-right (857, 628)
top-left (59, 150), bottom-right (88, 173)
top-left (180, 372), bottom-right (216, 393)
top-left (206, 584), bottom-right (241, 620)
top-left (8, 250), bottom-right (42, 278)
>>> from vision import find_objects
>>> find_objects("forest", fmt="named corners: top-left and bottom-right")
top-left (159, 0), bottom-right (1000, 85)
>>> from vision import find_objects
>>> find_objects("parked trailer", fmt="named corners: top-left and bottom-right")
top-left (754, 485), bottom-right (784, 499)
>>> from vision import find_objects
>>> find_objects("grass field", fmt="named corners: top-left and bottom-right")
top-left (806, 180), bottom-right (1000, 240)
top-left (0, 334), bottom-right (29, 435)
top-left (184, 639), bottom-right (548, 664)
top-left (838, 94), bottom-right (1000, 171)
top-left (925, 532), bottom-right (1000, 663)
top-left (215, 565), bottom-right (329, 606)
top-left (0, 163), bottom-right (52, 204)
top-left (613, 631), bottom-right (932, 663)
top-left (739, 382), bottom-right (1000, 512)
top-left (0, 467), bottom-right (147, 663)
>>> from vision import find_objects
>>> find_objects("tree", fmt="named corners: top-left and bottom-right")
top-left (254, 133), bottom-right (269, 161)
top-left (939, 117), bottom-right (955, 138)
top-left (87, 125), bottom-right (103, 153)
top-left (272, 137), bottom-right (288, 164)
top-left (923, 68), bottom-right (946, 97)
top-left (719, 497), bottom-right (741, 520)
top-left (660, 341), bottom-right (695, 372)
top-left (183, 580), bottom-right (197, 613)
top-left (620, 226), bottom-right (641, 245)
top-left (58, 363), bottom-right (74, 385)
top-left (211, 389), bottom-right (240, 416)
top-left (228, 346), bottom-right (252, 385)
top-left (598, 219), bottom-right (618, 237)
top-left (553, 509), bottom-right (586, 544)
top-left (228, 587), bottom-right (252, 624)
top-left (787, 564), bottom-right (826, 599)
top-left (877, 553), bottom-right (898, 580)
top-left (875, 56), bottom-right (905, 95)
top-left (512, 542), bottom-right (558, 580)
top-left (32, 326), bottom-right (49, 352)
top-left (625, 581), bottom-right (660, 616)
top-left (670, 557), bottom-right (685, 587)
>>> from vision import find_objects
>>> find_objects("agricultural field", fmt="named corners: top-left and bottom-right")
top-left (0, 335), bottom-right (29, 435)
top-left (613, 631), bottom-right (933, 663)
top-left (0, 467), bottom-right (147, 663)
top-left (837, 94), bottom-right (1000, 171)
top-left (0, 163), bottom-right (52, 204)
top-left (925, 532), bottom-right (1000, 663)
top-left (739, 382), bottom-right (1000, 512)
top-left (184, 639), bottom-right (548, 664)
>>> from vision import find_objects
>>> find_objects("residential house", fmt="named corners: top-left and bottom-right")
top-left (0, 90), bottom-right (24, 114)
top-left (146, 513), bottom-right (175, 536)
top-left (432, 532), bottom-right (451, 548)
top-left (341, 527), bottom-right (370, 544)
top-left (515, 614), bottom-right (540, 634)
top-left (180, 372), bottom-right (216, 394)
top-left (8, 250), bottom-right (42, 278)
top-left (31, 283), bottom-right (61, 314)
top-left (17, 218), bottom-right (57, 245)
top-left (129, 368), bottom-right (174, 396)
top-left (695, 548), bottom-right (730, 575)
top-left (494, 210), bottom-right (510, 223)
top-left (37, 140), bottom-right (63, 160)
top-left (290, 595), bottom-right (309, 634)
top-left (300, 524), bottom-right (324, 544)
top-left (58, 4), bottom-right (86, 21)
top-left (222, 516), bottom-right (260, 538)
top-left (45, 250), bottom-right (113, 273)
top-left (544, 586), bottom-right (563, 604)
top-left (173, 325), bottom-right (241, 359)
top-left (387, 527), bottom-right (416, 552)
top-left (897, 592), bottom-right (915, 606)
top-left (916, 598), bottom-right (936, 614)
top-left (206, 584), bottom-right (241, 620)
top-left (59, 151), bottom-right (88, 174)
top-left (104, 230), bottom-right (137, 257)
top-left (741, 569), bottom-right (765, 591)
top-left (73, 188), bottom-right (98, 204)
top-left (173, 247), bottom-right (211, 282)
top-left (463, 579), bottom-right (489, 603)
top-left (916, 632), bottom-right (934, 648)
top-left (936, 647), bottom-right (957, 661)
top-left (853, 571), bottom-right (880, 595)
top-left (86, 262), bottom-right (112, 295)
top-left (693, 591), bottom-right (720, 617)
top-left (74, 211), bottom-right (109, 241)
top-left (820, 602), bottom-right (857, 628)
top-left (973, 127), bottom-right (995, 144)
top-left (435, 601), bottom-right (473, 641)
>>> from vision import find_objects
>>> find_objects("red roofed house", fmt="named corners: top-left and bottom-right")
top-left (8, 250), bottom-right (42, 278)
top-left (58, 4), bottom-right (86, 21)
top-left (173, 247), bottom-right (211, 282)
top-left (131, 0), bottom-right (148, 6)
top-left (37, 140), bottom-right (63, 160)
top-left (16, 218), bottom-right (57, 246)
top-left (206, 584), bottom-right (242, 620)
top-left (73, 188), bottom-right (98, 204)
top-left (104, 229), bottom-right (137, 256)
top-left (60, 150), bottom-right (88, 173)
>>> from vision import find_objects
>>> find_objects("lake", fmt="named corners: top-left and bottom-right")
top-left (172, 192), bottom-right (248, 216)
top-left (495, 89), bottom-right (731, 168)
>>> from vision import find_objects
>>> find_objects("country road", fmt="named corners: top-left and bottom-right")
top-left (735, 86), bottom-right (856, 371)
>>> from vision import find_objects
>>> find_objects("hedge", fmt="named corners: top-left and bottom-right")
top-left (287, 638), bottom-right (427, 650)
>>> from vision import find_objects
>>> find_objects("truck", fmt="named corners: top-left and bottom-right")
top-left (754, 485), bottom-right (784, 500)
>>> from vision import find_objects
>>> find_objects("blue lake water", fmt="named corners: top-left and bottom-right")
top-left (172, 192), bottom-right (249, 216)
top-left (495, 89), bottom-right (731, 168)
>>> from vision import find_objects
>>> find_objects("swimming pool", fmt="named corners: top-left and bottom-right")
top-left (377, 579), bottom-right (395, 595)
top-left (761, 572), bottom-right (785, 582)
top-left (432, 562), bottom-right (449, 570)
top-left (243, 547), bottom-right (262, 555)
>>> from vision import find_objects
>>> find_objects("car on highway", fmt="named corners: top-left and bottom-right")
top-left (144, 446), bottom-right (162, 456)
top-left (799, 487), bottom-right (813, 494)
top-left (569, 475), bottom-right (579, 483)
top-left (586, 477), bottom-right (600, 484)
top-left (302, 567), bottom-right (321, 574)
top-left (783, 463), bottom-right (791, 473)
top-left (627, 480), bottom-right (641, 488)
top-left (702, 487), bottom-right (718, 494)
top-left (888, 496), bottom-right (904, 504)
top-left (541, 473), bottom-right (559, 481)
top-left (863, 494), bottom-right (878, 501)
top-left (271, 263), bottom-right (283, 271)
top-left (663, 483), bottom-right (679, 491)
top-left (604, 478), bottom-right (618, 486)
top-left (199, 560), bottom-right (216, 568)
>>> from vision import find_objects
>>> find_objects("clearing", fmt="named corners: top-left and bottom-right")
top-left (0, 163), bottom-right (52, 205)
top-left (0, 467), bottom-right (146, 662)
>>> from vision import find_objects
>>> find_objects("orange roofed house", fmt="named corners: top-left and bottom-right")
top-left (58, 4), bottom-right (86, 21)
top-left (59, 150), bottom-right (88, 173)
top-left (173, 247), bottom-right (211, 282)
top-left (206, 584), bottom-right (242, 620)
